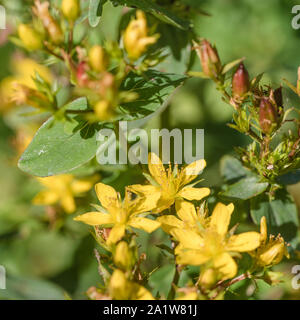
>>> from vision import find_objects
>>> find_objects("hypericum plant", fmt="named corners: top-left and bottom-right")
top-left (0, 0), bottom-right (298, 300)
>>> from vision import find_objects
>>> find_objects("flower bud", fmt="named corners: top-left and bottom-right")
top-left (196, 39), bottom-right (221, 79)
top-left (88, 45), bottom-right (109, 73)
top-left (232, 63), bottom-right (249, 98)
top-left (113, 241), bottom-right (134, 270)
top-left (109, 269), bottom-right (129, 300)
top-left (76, 61), bottom-right (89, 87)
top-left (61, 0), bottom-right (80, 22)
top-left (17, 24), bottom-right (43, 51)
top-left (33, 0), bottom-right (64, 45)
top-left (199, 268), bottom-right (217, 289)
top-left (257, 242), bottom-right (286, 267)
top-left (259, 97), bottom-right (278, 134)
top-left (124, 10), bottom-right (159, 60)
top-left (94, 100), bottom-right (114, 120)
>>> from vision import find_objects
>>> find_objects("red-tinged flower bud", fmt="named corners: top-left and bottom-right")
top-left (259, 97), bottom-right (278, 134)
top-left (196, 39), bottom-right (221, 79)
top-left (76, 62), bottom-right (89, 87)
top-left (232, 63), bottom-right (250, 98)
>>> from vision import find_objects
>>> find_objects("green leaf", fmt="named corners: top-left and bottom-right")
top-left (0, 275), bottom-right (66, 300)
top-left (18, 71), bottom-right (185, 177)
top-left (187, 71), bottom-right (210, 79)
top-left (25, 231), bottom-right (78, 277)
top-left (120, 70), bottom-right (186, 119)
top-left (148, 265), bottom-right (175, 298)
top-left (220, 155), bottom-right (250, 182)
top-left (220, 176), bottom-right (269, 200)
top-left (18, 98), bottom-right (100, 177)
top-left (221, 57), bottom-right (245, 75)
top-left (89, 0), bottom-right (107, 27)
top-left (277, 169), bottom-right (300, 185)
top-left (250, 190), bottom-right (299, 249)
top-left (112, 0), bottom-right (190, 30)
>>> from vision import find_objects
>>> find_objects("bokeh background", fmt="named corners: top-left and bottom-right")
top-left (0, 0), bottom-right (300, 299)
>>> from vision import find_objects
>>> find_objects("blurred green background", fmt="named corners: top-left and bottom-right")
top-left (0, 0), bottom-right (300, 299)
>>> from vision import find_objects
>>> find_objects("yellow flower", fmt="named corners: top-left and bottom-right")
top-left (123, 10), bottom-right (159, 60)
top-left (74, 183), bottom-right (161, 245)
top-left (109, 269), bottom-right (154, 300)
top-left (18, 24), bottom-right (43, 51)
top-left (0, 58), bottom-right (52, 112)
top-left (171, 202), bottom-right (261, 281)
top-left (88, 45), bottom-right (109, 73)
top-left (128, 153), bottom-right (210, 213)
top-left (251, 216), bottom-right (290, 267)
top-left (33, 174), bottom-right (96, 213)
top-left (61, 0), bottom-right (80, 22)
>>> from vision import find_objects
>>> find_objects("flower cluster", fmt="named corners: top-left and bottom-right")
top-left (75, 153), bottom-right (289, 300)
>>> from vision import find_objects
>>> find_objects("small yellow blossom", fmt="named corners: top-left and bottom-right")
top-left (171, 202), bottom-right (261, 281)
top-left (61, 0), bottom-right (80, 22)
top-left (0, 58), bottom-right (52, 112)
top-left (88, 45), bottom-right (109, 73)
top-left (18, 24), bottom-right (43, 51)
top-left (128, 153), bottom-right (210, 213)
top-left (109, 269), bottom-right (154, 300)
top-left (74, 183), bottom-right (161, 245)
top-left (124, 10), bottom-right (159, 60)
top-left (250, 216), bottom-right (289, 267)
top-left (33, 174), bottom-right (96, 213)
top-left (93, 100), bottom-right (114, 121)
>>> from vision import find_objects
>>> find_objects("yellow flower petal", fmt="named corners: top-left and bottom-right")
top-left (213, 252), bottom-right (237, 280)
top-left (171, 228), bottom-right (204, 249)
top-left (128, 184), bottom-right (159, 196)
top-left (148, 152), bottom-right (167, 186)
top-left (175, 200), bottom-right (198, 224)
top-left (176, 249), bottom-right (209, 266)
top-left (181, 159), bottom-right (206, 186)
top-left (71, 180), bottom-right (94, 194)
top-left (61, 194), bottom-right (76, 213)
top-left (127, 185), bottom-right (161, 214)
top-left (32, 190), bottom-right (59, 205)
top-left (178, 187), bottom-right (210, 201)
top-left (157, 215), bottom-right (185, 233)
top-left (95, 183), bottom-right (119, 209)
top-left (128, 217), bottom-right (161, 233)
top-left (260, 216), bottom-right (268, 244)
top-left (227, 232), bottom-right (261, 252)
top-left (210, 202), bottom-right (234, 237)
top-left (107, 224), bottom-right (126, 245)
top-left (74, 211), bottom-right (113, 225)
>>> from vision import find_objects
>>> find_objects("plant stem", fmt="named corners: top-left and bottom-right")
top-left (167, 240), bottom-right (181, 300)
top-left (210, 272), bottom-right (251, 299)
top-left (167, 264), bottom-right (180, 300)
